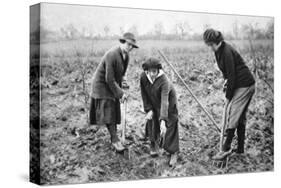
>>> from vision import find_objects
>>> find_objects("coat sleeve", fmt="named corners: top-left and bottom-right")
top-left (159, 80), bottom-right (169, 123)
top-left (105, 53), bottom-right (124, 99)
top-left (223, 48), bottom-right (236, 101)
top-left (123, 56), bottom-right (129, 77)
top-left (121, 56), bottom-right (129, 88)
top-left (140, 73), bottom-right (153, 113)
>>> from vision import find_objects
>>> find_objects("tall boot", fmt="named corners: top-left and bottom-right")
top-left (222, 128), bottom-right (235, 152)
top-left (150, 141), bottom-right (159, 157)
top-left (106, 124), bottom-right (118, 143)
top-left (237, 122), bottom-right (246, 153)
top-left (106, 124), bottom-right (125, 152)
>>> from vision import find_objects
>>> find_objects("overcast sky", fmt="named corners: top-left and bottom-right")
top-left (39, 3), bottom-right (273, 35)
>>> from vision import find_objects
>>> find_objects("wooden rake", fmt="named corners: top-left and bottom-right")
top-left (212, 100), bottom-right (230, 168)
top-left (121, 99), bottom-right (127, 145)
top-left (120, 99), bottom-right (131, 160)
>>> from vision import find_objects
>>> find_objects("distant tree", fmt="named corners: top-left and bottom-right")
top-left (240, 23), bottom-right (266, 40)
top-left (232, 21), bottom-right (240, 39)
top-left (154, 22), bottom-right (165, 39)
top-left (60, 27), bottom-right (69, 39)
top-left (66, 24), bottom-right (80, 39)
top-left (174, 21), bottom-right (191, 39)
top-left (104, 25), bottom-right (110, 37)
top-left (81, 27), bottom-right (87, 38)
top-left (203, 23), bottom-right (212, 31)
top-left (265, 20), bottom-right (274, 39)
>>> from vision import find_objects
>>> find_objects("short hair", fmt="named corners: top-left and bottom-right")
top-left (203, 29), bottom-right (224, 44)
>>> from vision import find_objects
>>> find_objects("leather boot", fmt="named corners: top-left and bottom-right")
top-left (222, 128), bottom-right (235, 152)
top-left (237, 122), bottom-right (246, 153)
top-left (106, 124), bottom-right (125, 152)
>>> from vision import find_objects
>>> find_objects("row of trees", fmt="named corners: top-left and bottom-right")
top-left (31, 20), bottom-right (274, 43)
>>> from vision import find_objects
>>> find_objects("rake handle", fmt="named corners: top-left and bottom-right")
top-left (158, 50), bottom-right (221, 133)
top-left (121, 99), bottom-right (127, 144)
top-left (219, 100), bottom-right (230, 151)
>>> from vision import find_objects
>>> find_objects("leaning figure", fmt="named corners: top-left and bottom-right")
top-left (203, 29), bottom-right (255, 160)
top-left (140, 57), bottom-right (180, 166)
top-left (89, 32), bottom-right (138, 152)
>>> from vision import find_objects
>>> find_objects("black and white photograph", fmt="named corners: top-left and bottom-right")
top-left (29, 2), bottom-right (274, 185)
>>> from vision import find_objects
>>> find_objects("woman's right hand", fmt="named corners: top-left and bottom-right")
top-left (223, 80), bottom-right (228, 93)
top-left (120, 92), bottom-right (129, 103)
top-left (160, 120), bottom-right (167, 138)
top-left (145, 110), bottom-right (153, 120)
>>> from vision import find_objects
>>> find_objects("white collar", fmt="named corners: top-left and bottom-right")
top-left (146, 69), bottom-right (164, 84)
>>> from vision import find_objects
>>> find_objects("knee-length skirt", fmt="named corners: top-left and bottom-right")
top-left (89, 97), bottom-right (121, 125)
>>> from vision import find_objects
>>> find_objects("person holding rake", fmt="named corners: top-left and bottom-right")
top-left (203, 29), bottom-right (255, 160)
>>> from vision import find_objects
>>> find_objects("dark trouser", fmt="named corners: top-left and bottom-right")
top-left (222, 128), bottom-right (235, 151)
top-left (145, 118), bottom-right (160, 151)
top-left (145, 116), bottom-right (179, 154)
top-left (106, 124), bottom-right (119, 143)
top-left (236, 105), bottom-right (248, 153)
top-left (222, 125), bottom-right (246, 153)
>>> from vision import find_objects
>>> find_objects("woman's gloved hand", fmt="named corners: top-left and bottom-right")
top-left (145, 110), bottom-right (153, 120)
top-left (160, 120), bottom-right (167, 138)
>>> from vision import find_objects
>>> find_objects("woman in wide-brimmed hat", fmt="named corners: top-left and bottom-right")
top-left (203, 29), bottom-right (255, 160)
top-left (89, 32), bottom-right (138, 152)
top-left (119, 32), bottom-right (139, 49)
top-left (140, 57), bottom-right (179, 166)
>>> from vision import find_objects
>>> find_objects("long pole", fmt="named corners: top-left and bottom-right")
top-left (121, 99), bottom-right (127, 144)
top-left (158, 50), bottom-right (221, 133)
top-left (219, 101), bottom-right (229, 151)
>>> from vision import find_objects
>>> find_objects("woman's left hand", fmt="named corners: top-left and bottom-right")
top-left (160, 120), bottom-right (167, 138)
top-left (120, 92), bottom-right (129, 103)
top-left (223, 80), bottom-right (228, 93)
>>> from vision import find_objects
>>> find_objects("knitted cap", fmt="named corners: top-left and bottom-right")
top-left (142, 57), bottom-right (162, 70)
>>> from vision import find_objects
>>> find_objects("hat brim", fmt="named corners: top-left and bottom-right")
top-left (119, 38), bottom-right (139, 48)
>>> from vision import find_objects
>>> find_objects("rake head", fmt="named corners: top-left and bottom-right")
top-left (211, 149), bottom-right (232, 168)
top-left (117, 147), bottom-right (130, 160)
top-left (212, 157), bottom-right (229, 168)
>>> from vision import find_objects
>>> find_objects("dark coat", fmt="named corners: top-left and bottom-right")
top-left (140, 72), bottom-right (179, 154)
top-left (140, 72), bottom-right (178, 124)
top-left (215, 41), bottom-right (255, 100)
top-left (91, 46), bottom-right (129, 100)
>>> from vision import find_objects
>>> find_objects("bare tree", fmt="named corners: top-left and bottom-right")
top-left (65, 24), bottom-right (80, 39)
top-left (232, 21), bottom-right (240, 39)
top-left (154, 22), bottom-right (165, 39)
top-left (103, 25), bottom-right (110, 37)
top-left (174, 21), bottom-right (191, 39)
top-left (266, 20), bottom-right (274, 39)
top-left (203, 23), bottom-right (212, 31)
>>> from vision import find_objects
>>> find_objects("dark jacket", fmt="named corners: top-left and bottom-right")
top-left (140, 72), bottom-right (178, 124)
top-left (215, 41), bottom-right (255, 100)
top-left (91, 46), bottom-right (129, 99)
